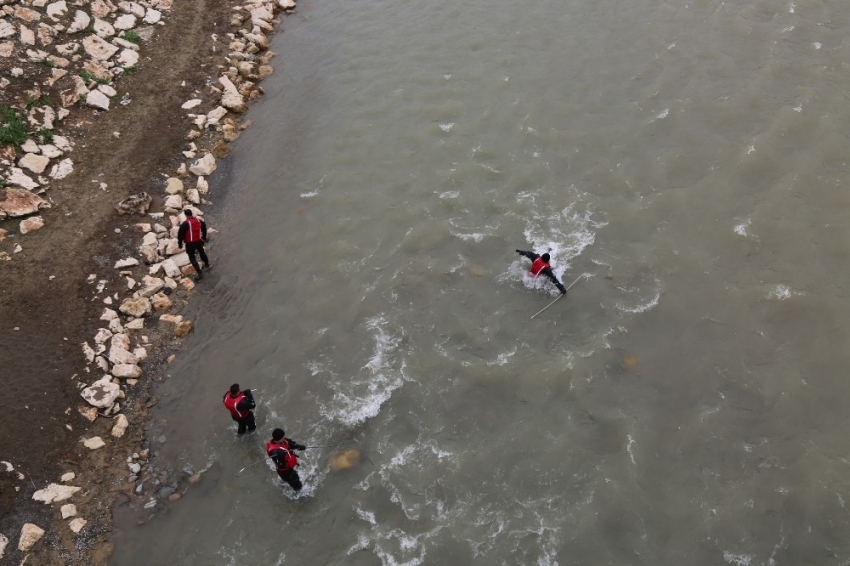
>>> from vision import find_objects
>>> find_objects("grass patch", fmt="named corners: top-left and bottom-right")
top-left (41, 58), bottom-right (57, 68)
top-left (121, 30), bottom-right (140, 44)
top-left (124, 66), bottom-right (137, 75)
top-left (36, 128), bottom-right (54, 145)
top-left (0, 107), bottom-right (27, 148)
top-left (80, 70), bottom-right (110, 85)
top-left (24, 94), bottom-right (53, 110)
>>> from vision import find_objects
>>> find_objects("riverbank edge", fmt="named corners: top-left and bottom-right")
top-left (0, 0), bottom-right (296, 562)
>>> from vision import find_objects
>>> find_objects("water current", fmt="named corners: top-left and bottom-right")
top-left (111, 0), bottom-right (850, 563)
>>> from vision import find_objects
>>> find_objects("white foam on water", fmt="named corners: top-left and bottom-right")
top-left (734, 218), bottom-right (751, 236)
top-left (813, 42), bottom-right (822, 50)
top-left (723, 551), bottom-right (753, 565)
top-left (300, 190), bottom-right (318, 198)
top-left (789, 2), bottom-right (795, 13)
top-left (615, 290), bottom-right (661, 314)
top-left (626, 434), bottom-right (637, 464)
top-left (747, 145), bottom-right (756, 154)
top-left (656, 108), bottom-right (669, 119)
top-left (356, 505), bottom-right (377, 525)
top-left (793, 103), bottom-right (802, 112)
top-left (439, 190), bottom-right (459, 199)
top-left (453, 232), bottom-right (485, 242)
top-left (319, 315), bottom-right (406, 427)
top-left (781, 25), bottom-right (795, 33)
top-left (487, 347), bottom-right (516, 366)
top-left (438, 122), bottom-right (454, 132)
top-left (768, 285), bottom-right (793, 300)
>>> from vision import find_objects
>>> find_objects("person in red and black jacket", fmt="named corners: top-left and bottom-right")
top-left (266, 428), bottom-right (306, 492)
top-left (223, 383), bottom-right (257, 435)
top-left (177, 209), bottom-right (210, 280)
top-left (516, 249), bottom-right (567, 294)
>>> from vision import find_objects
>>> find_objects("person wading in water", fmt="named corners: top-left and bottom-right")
top-left (223, 384), bottom-right (257, 435)
top-left (516, 249), bottom-right (567, 294)
top-left (266, 428), bottom-right (307, 492)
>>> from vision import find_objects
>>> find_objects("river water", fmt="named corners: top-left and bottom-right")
top-left (110, 0), bottom-right (850, 564)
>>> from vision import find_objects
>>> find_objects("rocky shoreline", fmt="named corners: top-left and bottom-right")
top-left (0, 0), bottom-right (295, 561)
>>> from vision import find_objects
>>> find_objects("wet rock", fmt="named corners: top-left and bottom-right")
top-left (32, 483), bottom-right (81, 504)
top-left (60, 472), bottom-right (75, 482)
top-left (19, 216), bottom-right (44, 235)
top-left (173, 320), bottom-right (193, 337)
top-left (128, 474), bottom-right (138, 483)
top-left (69, 518), bottom-right (87, 533)
top-left (112, 414), bottom-right (129, 437)
top-left (168, 493), bottom-right (181, 501)
top-left (143, 500), bottom-right (156, 509)
top-left (84, 436), bottom-right (106, 450)
top-left (157, 486), bottom-right (175, 499)
top-left (0, 188), bottom-right (50, 217)
top-left (188, 473), bottom-right (201, 484)
top-left (17, 523), bottom-right (44, 551)
top-left (330, 449), bottom-right (361, 471)
top-left (80, 377), bottom-right (120, 408)
top-left (116, 192), bottom-right (152, 215)
top-left (119, 297), bottom-right (151, 317)
top-left (60, 504), bottom-right (77, 518)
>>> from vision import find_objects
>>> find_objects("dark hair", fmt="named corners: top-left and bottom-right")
top-left (272, 428), bottom-right (285, 440)
top-left (541, 253), bottom-right (550, 262)
top-left (184, 209), bottom-right (194, 217)
top-left (230, 384), bottom-right (240, 395)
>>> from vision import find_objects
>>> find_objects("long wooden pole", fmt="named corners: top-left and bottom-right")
top-left (530, 274), bottom-right (586, 319)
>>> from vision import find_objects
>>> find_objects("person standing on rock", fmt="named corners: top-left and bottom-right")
top-left (266, 427), bottom-right (306, 492)
top-left (177, 209), bottom-right (210, 281)
top-left (223, 384), bottom-right (257, 435)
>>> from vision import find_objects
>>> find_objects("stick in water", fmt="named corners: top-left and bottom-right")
top-left (530, 274), bottom-right (587, 319)
top-left (237, 459), bottom-right (264, 477)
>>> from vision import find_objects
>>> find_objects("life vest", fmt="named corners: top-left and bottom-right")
top-left (184, 217), bottom-right (203, 243)
top-left (530, 257), bottom-right (550, 277)
top-left (223, 392), bottom-right (249, 419)
top-left (266, 440), bottom-right (298, 471)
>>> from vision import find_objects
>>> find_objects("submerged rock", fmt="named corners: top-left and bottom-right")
top-left (330, 449), bottom-right (360, 471)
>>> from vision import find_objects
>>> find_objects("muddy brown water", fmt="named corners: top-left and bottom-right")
top-left (111, 0), bottom-right (850, 563)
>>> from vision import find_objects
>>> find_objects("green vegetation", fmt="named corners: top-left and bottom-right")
top-left (24, 94), bottom-right (53, 110)
top-left (41, 58), bottom-right (58, 68)
top-left (122, 30), bottom-right (141, 44)
top-left (36, 128), bottom-right (54, 145)
top-left (80, 70), bottom-right (110, 85)
top-left (124, 66), bottom-right (137, 75)
top-left (0, 106), bottom-right (27, 148)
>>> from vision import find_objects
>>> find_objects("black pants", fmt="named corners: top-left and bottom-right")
top-left (277, 468), bottom-right (302, 491)
top-left (232, 412), bottom-right (256, 435)
top-left (186, 241), bottom-right (209, 275)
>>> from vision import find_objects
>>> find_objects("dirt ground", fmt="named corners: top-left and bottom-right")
top-left (0, 0), bottom-right (248, 561)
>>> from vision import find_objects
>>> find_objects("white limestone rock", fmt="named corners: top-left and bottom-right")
top-left (32, 483), bottom-right (81, 504)
top-left (39, 144), bottom-right (62, 159)
top-left (6, 168), bottom-right (40, 191)
top-left (60, 504), bottom-right (77, 519)
top-left (67, 10), bottom-right (91, 34)
top-left (83, 436), bottom-right (106, 450)
top-left (60, 472), bottom-right (75, 482)
top-left (182, 99), bottom-right (202, 109)
top-left (20, 26), bottom-right (35, 46)
top-left (161, 258), bottom-right (181, 278)
top-left (99, 84), bottom-right (117, 97)
top-left (189, 153), bottom-right (216, 176)
top-left (111, 414), bottom-right (129, 437)
top-left (186, 188), bottom-right (200, 204)
top-left (83, 34), bottom-right (119, 60)
top-left (165, 177), bottom-right (183, 194)
top-left (69, 518), bottom-right (87, 533)
top-left (85, 90), bottom-right (111, 111)
top-left (112, 364), bottom-right (142, 378)
top-left (143, 8), bottom-right (161, 23)
top-left (114, 257), bottom-right (139, 268)
top-left (46, 1), bottom-right (68, 20)
top-left (17, 523), bottom-right (44, 552)
top-left (119, 296), bottom-right (151, 317)
top-left (20, 216), bottom-right (44, 235)
top-left (80, 377), bottom-right (120, 408)
top-left (113, 14), bottom-right (137, 30)
top-left (49, 158), bottom-right (74, 179)
top-left (18, 153), bottom-right (50, 175)
top-left (117, 48), bottom-right (138, 66)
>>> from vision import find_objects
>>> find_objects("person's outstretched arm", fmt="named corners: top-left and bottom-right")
top-left (541, 267), bottom-right (567, 294)
top-left (287, 438), bottom-right (306, 450)
top-left (516, 249), bottom-right (539, 261)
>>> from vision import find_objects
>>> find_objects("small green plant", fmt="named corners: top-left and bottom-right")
top-left (0, 106), bottom-right (27, 148)
top-left (124, 66), bottom-right (137, 75)
top-left (122, 30), bottom-right (140, 44)
top-left (41, 58), bottom-right (57, 68)
top-left (79, 70), bottom-right (110, 85)
top-left (24, 94), bottom-right (53, 109)
top-left (0, 179), bottom-right (8, 190)
top-left (84, 22), bottom-right (94, 33)
top-left (36, 128), bottom-right (54, 144)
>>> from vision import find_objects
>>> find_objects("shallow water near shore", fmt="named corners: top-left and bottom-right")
top-left (111, 0), bottom-right (850, 563)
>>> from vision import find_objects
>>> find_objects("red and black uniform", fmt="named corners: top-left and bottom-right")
top-left (266, 437), bottom-right (306, 491)
top-left (516, 250), bottom-right (567, 294)
top-left (177, 215), bottom-right (210, 277)
top-left (223, 389), bottom-right (256, 434)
